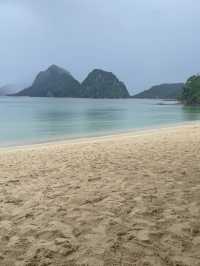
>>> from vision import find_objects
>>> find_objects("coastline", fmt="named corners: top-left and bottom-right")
top-left (0, 122), bottom-right (200, 265)
top-left (1, 120), bottom-right (200, 151)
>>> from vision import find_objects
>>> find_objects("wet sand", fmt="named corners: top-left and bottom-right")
top-left (0, 124), bottom-right (200, 266)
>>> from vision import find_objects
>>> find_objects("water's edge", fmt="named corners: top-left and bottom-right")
top-left (1, 97), bottom-right (200, 148)
top-left (1, 120), bottom-right (199, 150)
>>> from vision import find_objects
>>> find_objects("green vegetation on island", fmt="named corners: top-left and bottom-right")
top-left (133, 83), bottom-right (184, 100)
top-left (182, 75), bottom-right (200, 105)
top-left (13, 65), bottom-right (82, 97)
top-left (12, 66), bottom-right (130, 99)
top-left (81, 69), bottom-right (130, 98)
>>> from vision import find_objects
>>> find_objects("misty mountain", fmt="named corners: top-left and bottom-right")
top-left (133, 83), bottom-right (184, 100)
top-left (13, 66), bottom-right (130, 98)
top-left (81, 69), bottom-right (130, 98)
top-left (0, 84), bottom-right (21, 96)
top-left (13, 65), bottom-right (82, 97)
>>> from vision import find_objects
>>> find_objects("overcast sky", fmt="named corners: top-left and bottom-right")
top-left (0, 0), bottom-right (200, 93)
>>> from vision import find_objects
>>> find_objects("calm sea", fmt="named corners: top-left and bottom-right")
top-left (1, 97), bottom-right (200, 146)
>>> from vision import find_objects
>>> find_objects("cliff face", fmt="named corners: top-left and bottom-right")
top-left (14, 65), bottom-right (82, 97)
top-left (81, 69), bottom-right (130, 98)
top-left (133, 83), bottom-right (184, 100)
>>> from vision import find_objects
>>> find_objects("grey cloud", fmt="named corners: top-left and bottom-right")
top-left (0, 0), bottom-right (200, 93)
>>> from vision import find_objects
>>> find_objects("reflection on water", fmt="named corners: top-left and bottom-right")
top-left (182, 106), bottom-right (200, 120)
top-left (37, 110), bottom-right (76, 122)
top-left (84, 107), bottom-right (125, 131)
top-left (35, 110), bottom-right (79, 135)
top-left (0, 97), bottom-right (200, 145)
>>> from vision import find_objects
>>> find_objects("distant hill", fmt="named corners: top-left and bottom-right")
top-left (13, 65), bottom-right (82, 97)
top-left (0, 84), bottom-right (21, 96)
top-left (133, 83), bottom-right (184, 100)
top-left (182, 75), bottom-right (200, 105)
top-left (81, 69), bottom-right (130, 98)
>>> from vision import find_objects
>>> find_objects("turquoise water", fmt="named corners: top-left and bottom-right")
top-left (1, 97), bottom-right (200, 146)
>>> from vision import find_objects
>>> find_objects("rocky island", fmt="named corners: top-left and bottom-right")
top-left (12, 66), bottom-right (130, 99)
top-left (13, 65), bottom-right (82, 98)
top-left (133, 83), bottom-right (184, 100)
top-left (81, 69), bottom-right (130, 98)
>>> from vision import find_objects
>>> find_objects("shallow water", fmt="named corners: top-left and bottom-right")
top-left (0, 97), bottom-right (200, 146)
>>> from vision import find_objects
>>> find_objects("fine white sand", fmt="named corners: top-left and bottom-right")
top-left (0, 124), bottom-right (200, 265)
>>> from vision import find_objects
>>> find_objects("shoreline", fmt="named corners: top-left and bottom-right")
top-left (1, 120), bottom-right (200, 151)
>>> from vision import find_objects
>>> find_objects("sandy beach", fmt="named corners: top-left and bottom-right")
top-left (0, 124), bottom-right (200, 266)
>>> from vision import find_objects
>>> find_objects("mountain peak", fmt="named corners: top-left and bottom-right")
top-left (91, 69), bottom-right (111, 73)
top-left (11, 66), bottom-right (130, 98)
top-left (47, 64), bottom-right (71, 76)
top-left (13, 65), bottom-right (81, 97)
top-left (81, 69), bottom-right (130, 98)
top-left (89, 69), bottom-right (114, 77)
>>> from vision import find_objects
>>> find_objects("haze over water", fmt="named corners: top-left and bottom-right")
top-left (1, 97), bottom-right (200, 146)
